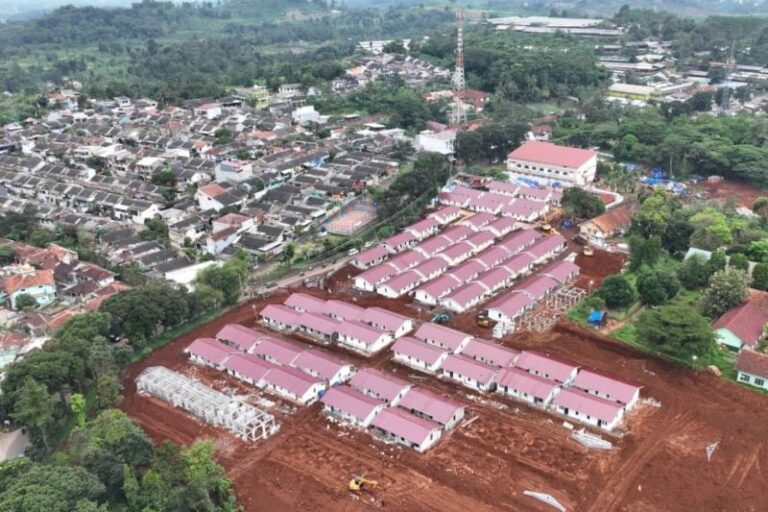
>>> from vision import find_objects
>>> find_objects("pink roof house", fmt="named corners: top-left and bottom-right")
top-left (449, 259), bottom-right (486, 282)
top-left (413, 323), bottom-right (472, 352)
top-left (438, 241), bottom-right (474, 266)
top-left (262, 366), bottom-right (325, 405)
top-left (297, 312), bottom-right (340, 343)
top-left (515, 350), bottom-right (579, 384)
top-left (496, 367), bottom-right (560, 405)
top-left (439, 224), bottom-right (473, 244)
top-left (441, 354), bottom-right (498, 392)
top-left (349, 368), bottom-right (411, 404)
top-left (376, 270), bottom-right (422, 298)
top-left (185, 337), bottom-right (233, 368)
top-left (391, 336), bottom-right (450, 373)
top-left (412, 257), bottom-right (448, 282)
top-left (223, 353), bottom-right (277, 387)
top-left (486, 291), bottom-right (535, 323)
top-left (465, 231), bottom-right (495, 253)
top-left (290, 349), bottom-right (355, 384)
top-left (387, 251), bottom-right (426, 272)
top-left (441, 282), bottom-right (490, 313)
top-left (360, 307), bottom-right (414, 337)
top-left (428, 205), bottom-right (462, 225)
top-left (551, 387), bottom-right (624, 431)
top-left (460, 338), bottom-right (519, 367)
top-left (351, 246), bottom-right (390, 270)
top-left (405, 218), bottom-right (439, 240)
top-left (215, 324), bottom-right (262, 352)
top-left (260, 304), bottom-right (302, 331)
top-left (321, 385), bottom-right (386, 427)
top-left (516, 274), bottom-right (560, 301)
top-left (354, 264), bottom-right (398, 292)
top-left (571, 370), bottom-right (641, 409)
top-left (540, 260), bottom-right (580, 284)
top-left (398, 387), bottom-right (465, 428)
top-left (413, 235), bottom-right (452, 258)
top-left (499, 229), bottom-right (542, 254)
top-left (284, 292), bottom-right (327, 314)
top-left (370, 407), bottom-right (442, 452)
top-left (336, 320), bottom-right (393, 354)
top-left (322, 299), bottom-right (366, 322)
top-left (413, 274), bottom-right (462, 306)
top-left (383, 231), bottom-right (417, 254)
top-left (251, 336), bottom-right (304, 366)
top-left (460, 212), bottom-right (497, 230)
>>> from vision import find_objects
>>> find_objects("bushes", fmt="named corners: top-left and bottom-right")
top-left (598, 274), bottom-right (635, 308)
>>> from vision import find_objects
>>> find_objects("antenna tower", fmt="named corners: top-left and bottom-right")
top-left (450, 9), bottom-right (467, 127)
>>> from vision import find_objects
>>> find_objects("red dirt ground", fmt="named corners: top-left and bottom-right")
top-left (700, 179), bottom-right (765, 209)
top-left (121, 286), bottom-right (768, 512)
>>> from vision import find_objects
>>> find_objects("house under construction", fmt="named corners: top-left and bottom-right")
top-left (136, 366), bottom-right (279, 442)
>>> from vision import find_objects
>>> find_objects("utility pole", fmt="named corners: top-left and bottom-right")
top-left (450, 9), bottom-right (467, 127)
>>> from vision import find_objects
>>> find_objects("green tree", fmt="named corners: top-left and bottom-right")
top-left (180, 441), bottom-right (237, 511)
top-left (752, 262), bottom-right (768, 290)
top-left (561, 187), bottom-right (606, 219)
top-left (631, 193), bottom-right (671, 238)
top-left (281, 242), bottom-right (296, 263)
top-left (677, 254), bottom-right (711, 289)
top-left (628, 235), bottom-right (662, 271)
top-left (636, 268), bottom-right (680, 306)
top-left (96, 372), bottom-right (120, 409)
top-left (0, 244), bottom-right (15, 265)
top-left (661, 216), bottom-right (694, 256)
top-left (706, 249), bottom-right (727, 275)
top-left (71, 393), bottom-right (87, 428)
top-left (11, 378), bottom-right (56, 452)
top-left (636, 303), bottom-right (716, 365)
top-left (0, 459), bottom-right (105, 512)
top-left (748, 239), bottom-right (768, 262)
top-left (728, 252), bottom-right (750, 271)
top-left (598, 274), bottom-right (635, 308)
top-left (699, 268), bottom-right (749, 318)
top-left (13, 293), bottom-right (38, 311)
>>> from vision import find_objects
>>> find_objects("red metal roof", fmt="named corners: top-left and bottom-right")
top-left (489, 291), bottom-right (534, 319)
top-left (508, 141), bottom-right (596, 169)
top-left (357, 264), bottom-right (398, 286)
top-left (540, 260), bottom-right (580, 284)
top-left (735, 349), bottom-right (768, 378)
top-left (387, 250), bottom-right (426, 271)
top-left (298, 312), bottom-right (340, 336)
top-left (354, 246), bottom-right (389, 266)
top-left (439, 224), bottom-right (473, 243)
top-left (712, 292), bottom-right (768, 348)
top-left (414, 274), bottom-right (461, 300)
top-left (379, 270), bottom-right (421, 293)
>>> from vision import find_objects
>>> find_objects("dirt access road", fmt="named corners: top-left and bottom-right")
top-left (121, 289), bottom-right (768, 512)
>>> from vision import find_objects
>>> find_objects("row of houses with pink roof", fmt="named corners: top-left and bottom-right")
top-left (438, 185), bottom-right (551, 222)
top-left (184, 323), bottom-right (356, 405)
top-left (320, 367), bottom-right (466, 452)
top-left (260, 293), bottom-right (414, 355)
top-left (390, 322), bottom-right (641, 431)
top-left (486, 258), bottom-right (580, 326)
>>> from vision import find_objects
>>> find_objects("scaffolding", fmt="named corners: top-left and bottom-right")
top-left (136, 366), bottom-right (280, 442)
top-left (546, 287), bottom-right (587, 313)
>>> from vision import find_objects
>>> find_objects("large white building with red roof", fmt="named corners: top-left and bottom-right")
top-left (506, 141), bottom-right (597, 186)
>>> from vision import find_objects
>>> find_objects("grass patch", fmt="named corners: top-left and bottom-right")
top-left (131, 309), bottom-right (226, 363)
top-left (613, 323), bottom-right (637, 344)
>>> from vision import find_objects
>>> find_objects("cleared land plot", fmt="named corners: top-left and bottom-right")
top-left (121, 289), bottom-right (768, 512)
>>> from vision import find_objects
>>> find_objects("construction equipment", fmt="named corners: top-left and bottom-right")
top-left (432, 311), bottom-right (452, 324)
top-left (541, 223), bottom-right (553, 233)
top-left (349, 475), bottom-right (379, 493)
top-left (477, 313), bottom-right (491, 327)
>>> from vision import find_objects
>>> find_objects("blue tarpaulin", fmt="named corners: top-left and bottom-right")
top-left (587, 310), bottom-right (606, 325)
top-left (651, 167), bottom-right (667, 179)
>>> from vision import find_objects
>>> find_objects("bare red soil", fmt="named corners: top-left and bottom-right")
top-left (701, 179), bottom-right (765, 209)
top-left (121, 287), bottom-right (768, 512)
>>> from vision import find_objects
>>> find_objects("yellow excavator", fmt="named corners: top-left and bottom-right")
top-left (349, 475), bottom-right (379, 493)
